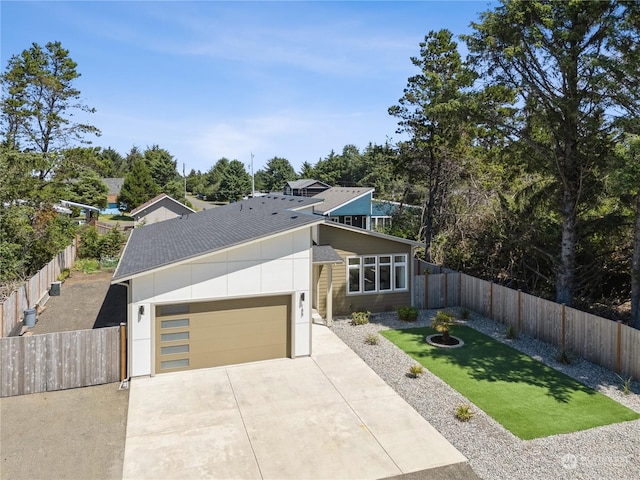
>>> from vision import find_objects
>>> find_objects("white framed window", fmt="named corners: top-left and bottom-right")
top-left (346, 253), bottom-right (408, 294)
top-left (348, 257), bottom-right (361, 293)
top-left (394, 255), bottom-right (407, 290)
top-left (344, 216), bottom-right (352, 226)
top-left (363, 256), bottom-right (377, 292)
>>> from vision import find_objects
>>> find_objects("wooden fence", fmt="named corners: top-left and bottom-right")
top-left (1, 242), bottom-right (77, 338)
top-left (417, 272), bottom-right (640, 379)
top-left (0, 326), bottom-right (121, 397)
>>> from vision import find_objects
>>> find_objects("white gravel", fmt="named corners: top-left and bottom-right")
top-left (330, 308), bottom-right (640, 480)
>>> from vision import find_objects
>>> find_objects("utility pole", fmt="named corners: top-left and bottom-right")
top-left (251, 152), bottom-right (255, 198)
top-left (183, 163), bottom-right (187, 201)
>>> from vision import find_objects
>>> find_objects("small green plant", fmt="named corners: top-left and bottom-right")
top-left (505, 325), bottom-right (518, 339)
top-left (397, 306), bottom-right (419, 322)
top-left (57, 268), bottom-right (71, 282)
top-left (409, 364), bottom-right (424, 378)
top-left (557, 349), bottom-right (572, 365)
top-left (74, 258), bottom-right (100, 273)
top-left (431, 311), bottom-right (455, 342)
top-left (364, 333), bottom-right (380, 345)
top-left (455, 404), bottom-right (475, 422)
top-left (460, 308), bottom-right (469, 320)
top-left (351, 311), bottom-right (370, 325)
top-left (617, 374), bottom-right (633, 395)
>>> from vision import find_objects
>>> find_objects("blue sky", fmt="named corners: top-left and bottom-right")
top-left (1, 1), bottom-right (495, 174)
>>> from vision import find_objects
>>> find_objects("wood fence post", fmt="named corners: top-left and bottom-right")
top-left (425, 274), bottom-right (429, 309)
top-left (489, 281), bottom-right (493, 319)
top-left (444, 273), bottom-right (449, 307)
top-left (120, 323), bottom-right (127, 381)
top-left (616, 321), bottom-right (622, 374)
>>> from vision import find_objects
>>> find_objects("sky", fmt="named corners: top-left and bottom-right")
top-left (1, 1), bottom-right (496, 174)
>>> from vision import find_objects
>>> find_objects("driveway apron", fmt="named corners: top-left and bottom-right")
top-left (122, 325), bottom-right (467, 480)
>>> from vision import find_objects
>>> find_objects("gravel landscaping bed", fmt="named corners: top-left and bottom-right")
top-left (330, 308), bottom-right (640, 480)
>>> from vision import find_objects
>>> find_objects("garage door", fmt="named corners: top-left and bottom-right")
top-left (155, 295), bottom-right (291, 373)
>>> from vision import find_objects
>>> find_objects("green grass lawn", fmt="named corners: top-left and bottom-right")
top-left (381, 326), bottom-right (639, 440)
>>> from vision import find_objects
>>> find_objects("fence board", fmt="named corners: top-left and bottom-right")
top-left (620, 325), bottom-right (640, 379)
top-left (414, 276), bottom-right (425, 309)
top-left (1, 327), bottom-right (120, 397)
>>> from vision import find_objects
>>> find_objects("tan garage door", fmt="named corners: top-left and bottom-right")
top-left (155, 295), bottom-right (291, 373)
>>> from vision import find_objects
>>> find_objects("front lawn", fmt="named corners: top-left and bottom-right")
top-left (381, 326), bottom-right (639, 440)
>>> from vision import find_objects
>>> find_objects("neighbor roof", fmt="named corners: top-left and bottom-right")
top-left (102, 178), bottom-right (125, 195)
top-left (312, 187), bottom-right (374, 215)
top-left (130, 193), bottom-right (195, 216)
top-left (286, 179), bottom-right (330, 189)
top-left (112, 195), bottom-right (324, 282)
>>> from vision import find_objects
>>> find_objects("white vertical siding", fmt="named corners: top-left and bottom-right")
top-left (128, 229), bottom-right (313, 376)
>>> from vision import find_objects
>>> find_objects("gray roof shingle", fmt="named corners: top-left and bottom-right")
top-left (112, 195), bottom-right (324, 282)
top-left (313, 187), bottom-right (374, 214)
top-left (312, 245), bottom-right (344, 264)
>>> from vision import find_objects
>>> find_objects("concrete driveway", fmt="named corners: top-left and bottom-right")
top-left (122, 325), bottom-right (467, 480)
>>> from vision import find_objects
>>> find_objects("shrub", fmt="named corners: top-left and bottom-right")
top-left (408, 364), bottom-right (424, 378)
top-left (78, 226), bottom-right (101, 259)
top-left (460, 308), bottom-right (470, 320)
top-left (506, 325), bottom-right (518, 339)
top-left (364, 333), bottom-right (380, 345)
top-left (455, 404), bottom-right (475, 422)
top-left (397, 306), bottom-right (419, 322)
top-left (351, 311), bottom-right (370, 325)
top-left (74, 258), bottom-right (100, 273)
top-left (431, 311), bottom-right (455, 342)
top-left (57, 268), bottom-right (71, 282)
top-left (100, 226), bottom-right (125, 258)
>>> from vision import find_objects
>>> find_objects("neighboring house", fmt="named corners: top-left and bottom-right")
top-left (130, 193), bottom-right (195, 226)
top-left (283, 179), bottom-right (330, 197)
top-left (102, 178), bottom-right (125, 215)
top-left (313, 187), bottom-right (375, 229)
top-left (371, 199), bottom-right (422, 232)
top-left (112, 194), bottom-right (419, 377)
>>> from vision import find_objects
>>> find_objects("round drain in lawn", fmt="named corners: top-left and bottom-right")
top-left (426, 334), bottom-right (464, 348)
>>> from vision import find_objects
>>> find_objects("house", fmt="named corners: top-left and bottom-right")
top-left (283, 179), bottom-right (330, 197)
top-left (371, 199), bottom-right (422, 232)
top-left (112, 195), bottom-right (419, 377)
top-left (129, 193), bottom-right (195, 226)
top-left (313, 186), bottom-right (375, 229)
top-left (101, 178), bottom-right (124, 215)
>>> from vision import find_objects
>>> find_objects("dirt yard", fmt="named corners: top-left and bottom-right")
top-left (30, 270), bottom-right (126, 334)
top-left (0, 383), bottom-right (129, 480)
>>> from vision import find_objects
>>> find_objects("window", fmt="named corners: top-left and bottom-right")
top-left (347, 254), bottom-right (408, 294)
top-left (344, 216), bottom-right (352, 226)
top-left (348, 257), bottom-right (361, 293)
top-left (394, 255), bottom-right (407, 290)
top-left (363, 257), bottom-right (376, 291)
top-left (379, 256), bottom-right (391, 291)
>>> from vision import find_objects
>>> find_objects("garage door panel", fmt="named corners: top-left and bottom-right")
top-left (156, 295), bottom-right (291, 373)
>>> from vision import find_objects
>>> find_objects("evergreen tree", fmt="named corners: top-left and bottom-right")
top-left (219, 160), bottom-right (251, 201)
top-left (118, 157), bottom-right (159, 211)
